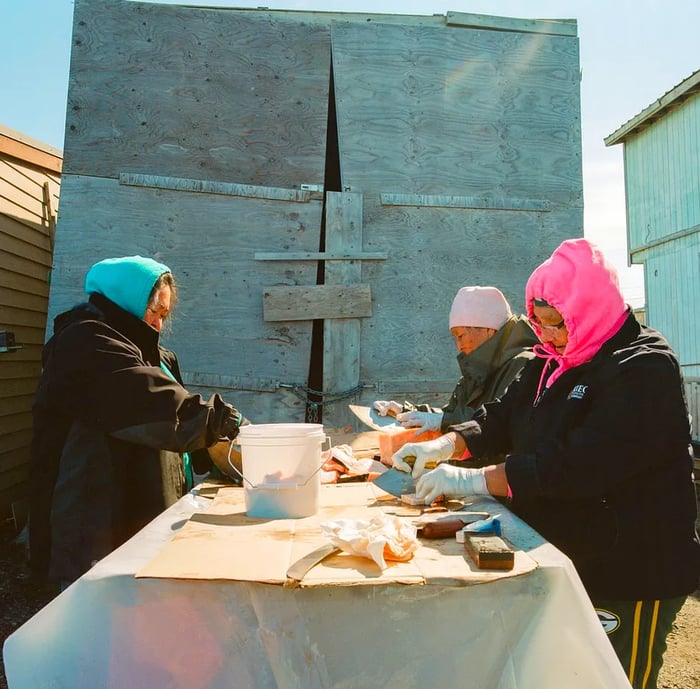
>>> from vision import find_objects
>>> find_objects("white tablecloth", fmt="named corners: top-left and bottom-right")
top-left (3, 487), bottom-right (632, 689)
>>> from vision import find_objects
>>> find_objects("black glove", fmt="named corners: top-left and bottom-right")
top-left (207, 395), bottom-right (248, 444)
top-left (221, 405), bottom-right (245, 441)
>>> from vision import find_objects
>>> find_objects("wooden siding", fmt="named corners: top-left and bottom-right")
top-left (0, 126), bottom-right (61, 511)
top-left (609, 83), bottom-right (700, 437)
top-left (623, 93), bottom-right (700, 255)
top-left (643, 234), bottom-right (700, 376)
top-left (685, 378), bottom-right (700, 442)
top-left (53, 0), bottom-right (582, 431)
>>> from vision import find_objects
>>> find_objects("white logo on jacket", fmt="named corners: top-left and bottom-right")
top-left (567, 384), bottom-right (588, 400)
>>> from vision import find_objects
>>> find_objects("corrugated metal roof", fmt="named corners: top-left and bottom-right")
top-left (604, 68), bottom-right (700, 146)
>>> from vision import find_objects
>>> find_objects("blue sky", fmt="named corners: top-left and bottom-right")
top-left (4, 0), bottom-right (699, 307)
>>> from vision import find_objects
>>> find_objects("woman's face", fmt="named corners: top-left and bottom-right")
top-left (144, 285), bottom-right (172, 332)
top-left (450, 326), bottom-right (497, 356)
top-left (530, 305), bottom-right (568, 354)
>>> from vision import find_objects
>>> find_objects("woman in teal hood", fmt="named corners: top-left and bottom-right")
top-left (30, 256), bottom-right (245, 585)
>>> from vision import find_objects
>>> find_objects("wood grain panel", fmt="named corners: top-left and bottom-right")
top-left (346, 197), bottom-right (580, 415)
top-left (66, 0), bottom-right (330, 187)
top-left (332, 21), bottom-right (582, 202)
top-left (49, 174), bottom-right (323, 423)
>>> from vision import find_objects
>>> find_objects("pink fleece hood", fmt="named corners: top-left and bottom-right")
top-left (525, 238), bottom-right (628, 391)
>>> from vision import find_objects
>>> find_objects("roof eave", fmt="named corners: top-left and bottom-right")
top-left (605, 69), bottom-right (700, 146)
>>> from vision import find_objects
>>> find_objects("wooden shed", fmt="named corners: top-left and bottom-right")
top-left (50, 0), bottom-right (583, 430)
top-left (0, 125), bottom-right (61, 514)
top-left (605, 69), bottom-right (700, 443)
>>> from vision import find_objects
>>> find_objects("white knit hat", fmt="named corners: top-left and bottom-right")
top-left (449, 286), bottom-right (512, 330)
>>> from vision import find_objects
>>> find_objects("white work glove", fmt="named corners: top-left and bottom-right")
top-left (392, 434), bottom-right (456, 478)
top-left (415, 464), bottom-right (489, 505)
top-left (373, 400), bottom-right (403, 417)
top-left (396, 410), bottom-right (443, 434)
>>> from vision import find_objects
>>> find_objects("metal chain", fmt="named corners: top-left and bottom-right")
top-left (277, 382), bottom-right (372, 423)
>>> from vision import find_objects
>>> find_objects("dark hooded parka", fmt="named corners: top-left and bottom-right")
top-left (30, 256), bottom-right (242, 583)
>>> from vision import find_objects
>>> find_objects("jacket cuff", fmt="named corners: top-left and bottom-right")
top-left (447, 419), bottom-right (482, 456)
top-left (504, 453), bottom-right (540, 497)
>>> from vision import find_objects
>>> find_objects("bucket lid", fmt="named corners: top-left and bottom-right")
top-left (238, 423), bottom-right (325, 439)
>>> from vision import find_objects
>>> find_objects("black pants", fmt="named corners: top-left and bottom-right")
top-left (592, 596), bottom-right (686, 689)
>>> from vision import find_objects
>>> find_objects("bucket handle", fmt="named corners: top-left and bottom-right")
top-left (227, 435), bottom-right (332, 490)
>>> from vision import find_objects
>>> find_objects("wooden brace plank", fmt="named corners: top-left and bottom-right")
top-left (263, 284), bottom-right (372, 322)
top-left (255, 251), bottom-right (387, 261)
top-left (380, 192), bottom-right (550, 212)
top-left (119, 173), bottom-right (317, 203)
top-left (446, 11), bottom-right (577, 37)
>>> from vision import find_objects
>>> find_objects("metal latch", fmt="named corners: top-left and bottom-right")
top-left (0, 331), bottom-right (22, 353)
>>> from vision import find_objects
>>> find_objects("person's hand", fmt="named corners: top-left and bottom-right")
top-left (397, 410), bottom-right (443, 434)
top-left (221, 406), bottom-right (247, 440)
top-left (415, 464), bottom-right (489, 504)
top-left (373, 400), bottom-right (403, 417)
top-left (392, 434), bottom-right (456, 478)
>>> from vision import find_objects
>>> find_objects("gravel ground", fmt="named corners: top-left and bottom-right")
top-left (1, 514), bottom-right (698, 689)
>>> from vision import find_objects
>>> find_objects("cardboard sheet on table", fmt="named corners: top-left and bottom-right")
top-left (136, 483), bottom-right (538, 586)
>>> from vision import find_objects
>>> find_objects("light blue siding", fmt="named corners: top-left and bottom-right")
top-left (609, 76), bottom-right (700, 439)
top-left (643, 233), bottom-right (700, 375)
top-left (624, 94), bottom-right (700, 253)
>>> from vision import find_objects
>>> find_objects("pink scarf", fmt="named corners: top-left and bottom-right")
top-left (525, 239), bottom-right (628, 401)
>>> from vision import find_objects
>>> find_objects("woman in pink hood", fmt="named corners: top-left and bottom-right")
top-left (392, 239), bottom-right (700, 688)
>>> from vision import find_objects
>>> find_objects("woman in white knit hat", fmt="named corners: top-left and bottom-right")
top-left (374, 285), bottom-right (538, 436)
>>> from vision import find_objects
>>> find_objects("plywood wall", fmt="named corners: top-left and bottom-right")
top-left (52, 0), bottom-right (582, 431)
top-left (0, 125), bottom-right (61, 513)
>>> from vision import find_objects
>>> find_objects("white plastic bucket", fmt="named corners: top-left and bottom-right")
top-left (235, 423), bottom-right (329, 519)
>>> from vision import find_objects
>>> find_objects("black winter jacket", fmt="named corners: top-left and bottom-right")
top-left (30, 294), bottom-right (240, 582)
top-left (454, 313), bottom-right (700, 600)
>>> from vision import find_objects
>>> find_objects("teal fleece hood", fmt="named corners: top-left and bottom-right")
top-left (84, 256), bottom-right (171, 320)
